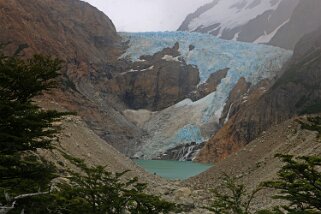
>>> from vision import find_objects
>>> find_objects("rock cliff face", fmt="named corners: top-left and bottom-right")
top-left (218, 77), bottom-right (252, 125)
top-left (196, 27), bottom-right (321, 163)
top-left (105, 43), bottom-right (200, 111)
top-left (189, 68), bottom-right (229, 101)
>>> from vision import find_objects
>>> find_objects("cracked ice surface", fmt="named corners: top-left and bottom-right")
top-left (121, 32), bottom-right (292, 83)
top-left (121, 32), bottom-right (292, 159)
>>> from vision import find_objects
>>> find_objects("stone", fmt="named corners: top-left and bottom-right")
top-left (174, 187), bottom-right (192, 199)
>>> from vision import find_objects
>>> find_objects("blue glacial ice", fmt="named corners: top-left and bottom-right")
top-left (173, 124), bottom-right (204, 144)
top-left (121, 31), bottom-right (292, 83)
top-left (120, 32), bottom-right (293, 159)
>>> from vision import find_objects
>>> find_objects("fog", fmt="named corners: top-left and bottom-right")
top-left (83, 0), bottom-right (212, 32)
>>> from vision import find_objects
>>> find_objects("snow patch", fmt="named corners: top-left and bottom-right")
top-left (174, 99), bottom-right (193, 108)
top-left (254, 19), bottom-right (290, 44)
top-left (141, 65), bottom-right (154, 71)
top-left (232, 32), bottom-right (240, 41)
top-left (162, 55), bottom-right (181, 62)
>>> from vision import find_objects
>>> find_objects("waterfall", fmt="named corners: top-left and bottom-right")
top-left (158, 142), bottom-right (205, 161)
top-left (224, 103), bottom-right (234, 124)
top-left (179, 145), bottom-right (196, 161)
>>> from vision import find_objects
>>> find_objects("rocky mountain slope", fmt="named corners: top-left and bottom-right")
top-left (185, 116), bottom-right (321, 211)
top-left (0, 0), bottom-right (147, 156)
top-left (196, 27), bottom-right (321, 163)
top-left (36, 100), bottom-right (213, 214)
top-left (36, 99), bottom-right (147, 180)
top-left (179, 0), bottom-right (321, 50)
top-left (0, 0), bottom-right (121, 62)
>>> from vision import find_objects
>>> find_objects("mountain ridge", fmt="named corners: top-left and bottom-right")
top-left (179, 0), bottom-right (321, 50)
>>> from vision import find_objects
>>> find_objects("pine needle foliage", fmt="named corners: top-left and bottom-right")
top-left (262, 154), bottom-right (321, 214)
top-left (297, 116), bottom-right (321, 138)
top-left (0, 52), bottom-right (67, 213)
top-left (207, 173), bottom-right (262, 214)
top-left (51, 154), bottom-right (177, 214)
top-left (0, 51), bottom-right (176, 214)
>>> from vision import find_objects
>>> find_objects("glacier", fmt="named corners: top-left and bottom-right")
top-left (121, 32), bottom-right (291, 83)
top-left (121, 32), bottom-right (292, 159)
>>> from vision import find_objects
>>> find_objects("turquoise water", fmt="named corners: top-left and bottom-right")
top-left (134, 160), bottom-right (212, 180)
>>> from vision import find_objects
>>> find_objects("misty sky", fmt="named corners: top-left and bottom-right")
top-left (83, 0), bottom-right (212, 32)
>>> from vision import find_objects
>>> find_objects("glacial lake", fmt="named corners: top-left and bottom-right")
top-left (134, 160), bottom-right (212, 180)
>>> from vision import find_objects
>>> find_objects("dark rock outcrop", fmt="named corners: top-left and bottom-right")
top-left (189, 68), bottom-right (229, 101)
top-left (196, 27), bottom-right (321, 163)
top-left (158, 142), bottom-right (205, 161)
top-left (106, 43), bottom-right (200, 111)
top-left (219, 77), bottom-right (251, 125)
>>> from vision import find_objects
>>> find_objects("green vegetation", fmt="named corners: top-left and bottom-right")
top-left (51, 154), bottom-right (176, 214)
top-left (3, 48), bottom-right (320, 213)
top-left (263, 154), bottom-right (321, 214)
top-left (207, 121), bottom-right (321, 214)
top-left (207, 174), bottom-right (262, 214)
top-left (0, 52), bottom-right (67, 213)
top-left (0, 52), bottom-right (176, 213)
top-left (297, 116), bottom-right (321, 138)
top-left (208, 154), bottom-right (321, 214)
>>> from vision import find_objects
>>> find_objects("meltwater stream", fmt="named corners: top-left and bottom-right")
top-left (135, 160), bottom-right (212, 180)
